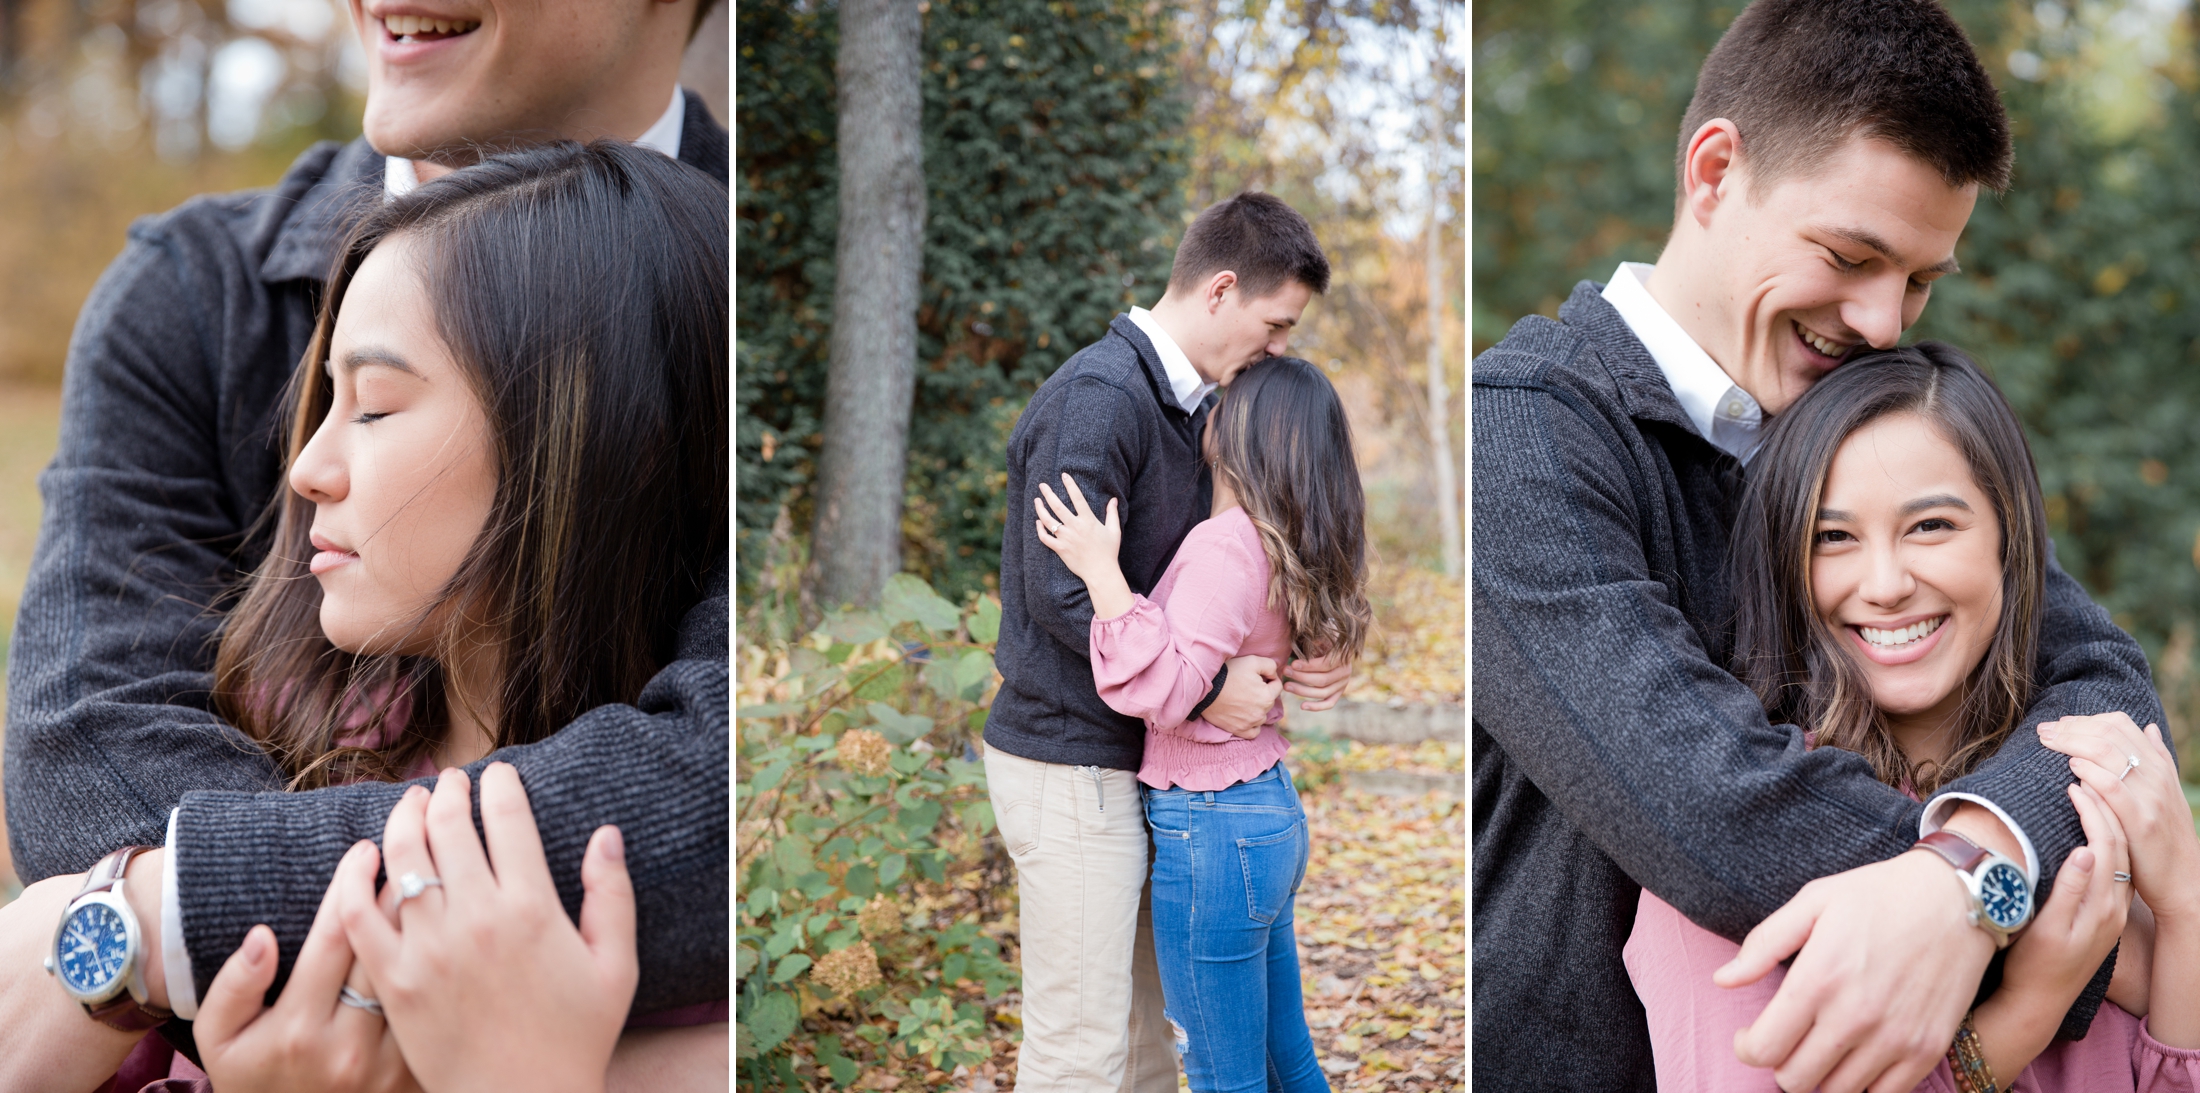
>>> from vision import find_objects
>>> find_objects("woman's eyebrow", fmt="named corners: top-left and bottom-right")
top-left (1901, 494), bottom-right (1972, 515)
top-left (339, 346), bottom-right (420, 375)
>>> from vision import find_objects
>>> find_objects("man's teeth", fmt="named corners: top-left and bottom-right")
top-left (1859, 617), bottom-right (1945, 647)
top-left (386, 15), bottom-right (479, 38)
top-left (1796, 321), bottom-right (1848, 359)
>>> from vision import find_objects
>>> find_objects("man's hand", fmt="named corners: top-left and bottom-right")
top-left (1281, 650), bottom-right (1351, 711)
top-left (0, 872), bottom-right (148, 1093)
top-left (1203, 655), bottom-right (1281, 738)
top-left (1714, 850), bottom-right (1994, 1093)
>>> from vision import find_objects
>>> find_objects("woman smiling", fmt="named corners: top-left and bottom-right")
top-left (1627, 343), bottom-right (2200, 1091)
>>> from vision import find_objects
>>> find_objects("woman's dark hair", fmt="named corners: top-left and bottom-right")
top-left (1206, 356), bottom-right (1370, 663)
top-left (216, 141), bottom-right (728, 787)
top-left (1730, 342), bottom-right (2045, 795)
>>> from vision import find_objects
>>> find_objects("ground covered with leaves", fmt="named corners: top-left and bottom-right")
top-left (769, 742), bottom-right (1464, 1092)
top-left (1346, 562), bottom-right (1464, 708)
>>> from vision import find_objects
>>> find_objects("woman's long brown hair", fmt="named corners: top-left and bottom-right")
top-left (1730, 342), bottom-right (2047, 796)
top-left (214, 141), bottom-right (728, 787)
top-left (1206, 356), bottom-right (1372, 664)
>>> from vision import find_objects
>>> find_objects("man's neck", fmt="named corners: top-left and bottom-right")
top-left (1144, 295), bottom-right (1219, 386)
top-left (409, 82), bottom-right (685, 186)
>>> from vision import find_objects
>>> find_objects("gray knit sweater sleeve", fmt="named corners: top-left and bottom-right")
top-left (176, 575), bottom-right (729, 1013)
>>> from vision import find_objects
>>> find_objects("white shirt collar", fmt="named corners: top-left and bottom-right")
top-left (1601, 262), bottom-right (1764, 463)
top-left (385, 86), bottom-right (687, 199)
top-left (1126, 306), bottom-right (1214, 414)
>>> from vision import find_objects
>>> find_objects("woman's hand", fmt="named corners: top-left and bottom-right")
top-left (1035, 474), bottom-right (1136, 619)
top-left (337, 764), bottom-right (638, 1093)
top-left (196, 840), bottom-right (420, 1093)
top-left (2040, 713), bottom-right (2200, 920)
top-left (1971, 782), bottom-right (2131, 1082)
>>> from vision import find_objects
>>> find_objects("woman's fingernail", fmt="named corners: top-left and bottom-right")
top-left (602, 827), bottom-right (625, 865)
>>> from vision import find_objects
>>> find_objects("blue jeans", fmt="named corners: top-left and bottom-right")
top-left (1141, 762), bottom-right (1326, 1093)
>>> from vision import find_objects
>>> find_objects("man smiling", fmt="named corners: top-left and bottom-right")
top-left (0, 0), bottom-right (726, 1085)
top-left (1472, 1), bottom-right (2160, 1090)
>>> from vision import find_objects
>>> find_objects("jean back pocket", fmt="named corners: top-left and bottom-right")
top-left (1236, 821), bottom-right (1308, 925)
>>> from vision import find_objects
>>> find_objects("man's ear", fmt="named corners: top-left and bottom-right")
top-left (1202, 270), bottom-right (1238, 314)
top-left (1681, 119), bottom-right (1745, 230)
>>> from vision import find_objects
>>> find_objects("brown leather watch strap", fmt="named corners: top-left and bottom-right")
top-left (1915, 830), bottom-right (1991, 875)
top-left (87, 992), bottom-right (173, 1031)
top-left (70, 845), bottom-right (172, 1031)
top-left (78, 845), bottom-right (157, 898)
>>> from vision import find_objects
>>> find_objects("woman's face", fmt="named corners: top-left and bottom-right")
top-left (1809, 412), bottom-right (2002, 731)
top-left (290, 234), bottom-right (497, 656)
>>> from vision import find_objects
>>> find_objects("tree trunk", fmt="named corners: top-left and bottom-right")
top-left (1425, 103), bottom-right (1461, 580)
top-left (811, 0), bottom-right (927, 610)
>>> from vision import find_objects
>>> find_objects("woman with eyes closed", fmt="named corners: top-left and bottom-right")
top-left (106, 141), bottom-right (729, 1093)
top-left (1623, 342), bottom-right (2200, 1092)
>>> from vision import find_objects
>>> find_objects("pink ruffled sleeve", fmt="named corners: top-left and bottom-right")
top-left (2136, 1017), bottom-right (2200, 1092)
top-left (1088, 524), bottom-right (1260, 740)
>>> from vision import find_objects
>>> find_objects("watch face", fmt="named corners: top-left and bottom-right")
top-left (54, 902), bottom-right (129, 997)
top-left (1978, 861), bottom-right (2030, 931)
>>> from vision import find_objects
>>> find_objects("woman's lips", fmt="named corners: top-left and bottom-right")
top-left (1848, 615), bottom-right (1949, 667)
top-left (310, 549), bottom-right (359, 576)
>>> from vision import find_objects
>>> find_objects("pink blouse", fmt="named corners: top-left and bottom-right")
top-left (1088, 506), bottom-right (1291, 791)
top-left (1625, 889), bottom-right (2200, 1091)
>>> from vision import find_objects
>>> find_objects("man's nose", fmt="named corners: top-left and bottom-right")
top-left (1845, 275), bottom-right (1910, 350)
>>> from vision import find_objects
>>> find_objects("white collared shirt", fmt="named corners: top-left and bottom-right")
top-left (1601, 262), bottom-right (1764, 463)
top-left (1127, 306), bottom-right (1213, 413)
top-left (384, 85), bottom-right (687, 199)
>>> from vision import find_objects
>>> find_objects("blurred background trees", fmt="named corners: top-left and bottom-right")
top-left (739, 0), bottom-right (1464, 666)
top-left (1474, 0), bottom-right (2200, 774)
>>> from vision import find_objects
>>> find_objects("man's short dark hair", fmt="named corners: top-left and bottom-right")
top-left (1679, 0), bottom-right (2012, 196)
top-left (1168, 192), bottom-right (1331, 299)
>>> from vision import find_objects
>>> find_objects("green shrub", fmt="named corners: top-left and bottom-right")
top-left (736, 574), bottom-right (1014, 1089)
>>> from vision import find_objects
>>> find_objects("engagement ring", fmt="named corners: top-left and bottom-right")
top-left (338, 986), bottom-right (384, 1016)
top-left (395, 871), bottom-right (443, 904)
top-left (2121, 754), bottom-right (2142, 782)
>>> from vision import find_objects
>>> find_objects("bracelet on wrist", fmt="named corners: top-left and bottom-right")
top-left (1947, 1012), bottom-right (1999, 1093)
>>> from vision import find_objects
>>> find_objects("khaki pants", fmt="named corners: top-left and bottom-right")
top-left (985, 743), bottom-right (1177, 1093)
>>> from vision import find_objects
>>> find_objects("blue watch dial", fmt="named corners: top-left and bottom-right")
top-left (55, 903), bottom-right (130, 997)
top-left (1978, 861), bottom-right (2030, 931)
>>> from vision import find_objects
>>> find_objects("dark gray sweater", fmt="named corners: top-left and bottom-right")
top-left (4, 95), bottom-right (730, 1027)
top-left (1472, 283), bottom-right (2161, 1091)
top-left (984, 315), bottom-right (1212, 771)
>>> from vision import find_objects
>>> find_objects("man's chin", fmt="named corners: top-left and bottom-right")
top-left (361, 103), bottom-right (485, 164)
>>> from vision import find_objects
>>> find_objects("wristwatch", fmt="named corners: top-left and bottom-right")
top-left (43, 845), bottom-right (173, 1031)
top-left (1914, 830), bottom-right (2032, 949)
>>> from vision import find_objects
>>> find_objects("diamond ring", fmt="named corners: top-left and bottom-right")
top-left (2120, 754), bottom-right (2142, 782)
top-left (395, 871), bottom-right (443, 904)
top-left (338, 985), bottom-right (384, 1016)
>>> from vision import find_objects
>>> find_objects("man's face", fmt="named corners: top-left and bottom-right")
top-left (350, 0), bottom-right (662, 160)
top-left (1697, 137), bottom-right (1978, 415)
top-left (1205, 279), bottom-right (1314, 387)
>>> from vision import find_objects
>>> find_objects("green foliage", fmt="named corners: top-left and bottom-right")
top-left (1471, 0), bottom-right (1730, 349)
top-left (1474, 1), bottom-right (2200, 756)
top-left (736, 579), bottom-right (1015, 1090)
top-left (736, 0), bottom-right (1187, 604)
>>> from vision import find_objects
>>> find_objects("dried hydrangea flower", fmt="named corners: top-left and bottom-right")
top-left (837, 728), bottom-right (892, 778)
